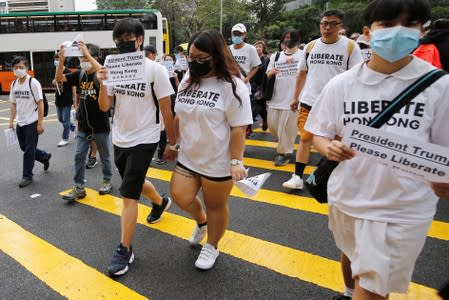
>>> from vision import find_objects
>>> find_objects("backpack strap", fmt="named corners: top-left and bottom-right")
top-left (28, 77), bottom-right (39, 111)
top-left (346, 39), bottom-right (356, 70)
top-left (151, 81), bottom-right (160, 124)
top-left (305, 39), bottom-right (318, 69)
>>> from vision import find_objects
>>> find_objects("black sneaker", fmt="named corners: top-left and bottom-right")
top-left (107, 243), bottom-right (134, 276)
top-left (19, 178), bottom-right (33, 188)
top-left (43, 153), bottom-right (51, 171)
top-left (146, 195), bottom-right (172, 224)
top-left (332, 295), bottom-right (352, 300)
top-left (274, 154), bottom-right (289, 166)
top-left (86, 157), bottom-right (98, 169)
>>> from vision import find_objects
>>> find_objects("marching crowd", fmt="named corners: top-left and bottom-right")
top-left (7, 0), bottom-right (449, 299)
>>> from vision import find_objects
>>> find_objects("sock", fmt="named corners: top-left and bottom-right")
top-left (198, 222), bottom-right (207, 228)
top-left (295, 162), bottom-right (306, 176)
top-left (344, 287), bottom-right (354, 297)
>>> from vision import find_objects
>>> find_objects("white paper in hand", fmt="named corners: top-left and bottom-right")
top-left (4, 128), bottom-right (18, 147)
top-left (235, 172), bottom-right (271, 197)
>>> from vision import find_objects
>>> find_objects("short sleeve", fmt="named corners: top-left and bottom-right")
top-left (224, 77), bottom-right (253, 127)
top-left (266, 52), bottom-right (276, 73)
top-left (299, 45), bottom-right (309, 71)
top-left (30, 78), bottom-right (44, 101)
top-left (153, 63), bottom-right (175, 100)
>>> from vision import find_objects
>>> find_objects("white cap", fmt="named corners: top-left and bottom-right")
top-left (232, 23), bottom-right (247, 33)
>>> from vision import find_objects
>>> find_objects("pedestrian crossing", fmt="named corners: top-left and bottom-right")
top-left (0, 122), bottom-right (447, 299)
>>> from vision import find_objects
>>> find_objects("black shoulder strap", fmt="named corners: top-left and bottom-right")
top-left (368, 69), bottom-right (447, 128)
top-left (151, 82), bottom-right (160, 124)
top-left (28, 77), bottom-right (39, 110)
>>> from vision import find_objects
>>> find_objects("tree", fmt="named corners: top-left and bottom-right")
top-left (247, 0), bottom-right (287, 38)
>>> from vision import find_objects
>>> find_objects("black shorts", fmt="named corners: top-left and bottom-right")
top-left (176, 162), bottom-right (232, 182)
top-left (114, 143), bottom-right (157, 200)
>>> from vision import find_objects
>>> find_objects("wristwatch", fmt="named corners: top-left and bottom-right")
top-left (230, 159), bottom-right (243, 166)
top-left (168, 143), bottom-right (180, 151)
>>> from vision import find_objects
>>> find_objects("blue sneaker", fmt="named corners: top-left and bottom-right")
top-left (107, 243), bottom-right (134, 276)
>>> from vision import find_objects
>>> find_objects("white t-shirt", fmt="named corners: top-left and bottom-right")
top-left (299, 37), bottom-right (363, 106)
top-left (266, 50), bottom-right (304, 110)
top-left (305, 58), bottom-right (449, 224)
top-left (229, 43), bottom-right (262, 93)
top-left (107, 58), bottom-right (174, 148)
top-left (9, 75), bottom-right (43, 126)
top-left (175, 73), bottom-right (253, 177)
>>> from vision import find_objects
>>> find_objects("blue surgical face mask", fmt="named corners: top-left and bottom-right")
top-left (232, 35), bottom-right (244, 45)
top-left (370, 26), bottom-right (420, 62)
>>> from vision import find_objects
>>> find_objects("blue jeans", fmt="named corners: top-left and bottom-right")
top-left (74, 130), bottom-right (112, 187)
top-left (56, 105), bottom-right (75, 140)
top-left (16, 121), bottom-right (50, 180)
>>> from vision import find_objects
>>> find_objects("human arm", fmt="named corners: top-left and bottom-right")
top-left (230, 125), bottom-right (248, 181)
top-left (159, 96), bottom-right (178, 161)
top-left (8, 103), bottom-right (16, 128)
top-left (36, 99), bottom-right (44, 134)
top-left (290, 70), bottom-right (307, 111)
top-left (313, 135), bottom-right (355, 162)
top-left (96, 66), bottom-right (113, 112)
top-left (430, 182), bottom-right (449, 199)
top-left (244, 66), bottom-right (259, 84)
top-left (55, 46), bottom-right (67, 82)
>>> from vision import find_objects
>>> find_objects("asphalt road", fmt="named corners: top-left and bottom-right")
top-left (0, 94), bottom-right (448, 300)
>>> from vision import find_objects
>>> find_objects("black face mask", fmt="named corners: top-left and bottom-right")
top-left (116, 40), bottom-right (136, 54)
top-left (188, 60), bottom-right (211, 78)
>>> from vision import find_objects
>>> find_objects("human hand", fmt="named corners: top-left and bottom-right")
top-left (231, 164), bottom-right (248, 182)
top-left (326, 140), bottom-right (355, 162)
top-left (430, 182), bottom-right (449, 199)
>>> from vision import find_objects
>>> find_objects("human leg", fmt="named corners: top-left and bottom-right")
top-left (86, 141), bottom-right (98, 169)
top-left (20, 122), bottom-right (37, 180)
top-left (94, 132), bottom-right (113, 194)
top-left (61, 105), bottom-right (72, 140)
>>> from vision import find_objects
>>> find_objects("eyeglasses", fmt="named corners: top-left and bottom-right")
top-left (320, 21), bottom-right (342, 28)
top-left (187, 55), bottom-right (212, 64)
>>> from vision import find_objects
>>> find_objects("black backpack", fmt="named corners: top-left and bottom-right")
top-left (12, 77), bottom-right (49, 117)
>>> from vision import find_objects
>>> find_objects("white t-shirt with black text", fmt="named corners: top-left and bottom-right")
top-left (107, 58), bottom-right (174, 148)
top-left (9, 75), bottom-right (43, 126)
top-left (175, 73), bottom-right (253, 177)
top-left (305, 58), bottom-right (449, 224)
top-left (299, 36), bottom-right (363, 106)
top-left (266, 50), bottom-right (304, 110)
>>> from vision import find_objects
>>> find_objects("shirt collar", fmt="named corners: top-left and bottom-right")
top-left (355, 56), bottom-right (434, 85)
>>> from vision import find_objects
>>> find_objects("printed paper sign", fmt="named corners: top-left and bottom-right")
top-left (175, 56), bottom-right (188, 71)
top-left (274, 61), bottom-right (299, 78)
top-left (62, 33), bottom-right (85, 57)
top-left (342, 123), bottom-right (449, 182)
top-left (103, 51), bottom-right (147, 86)
top-left (4, 128), bottom-right (18, 147)
top-left (235, 172), bottom-right (271, 197)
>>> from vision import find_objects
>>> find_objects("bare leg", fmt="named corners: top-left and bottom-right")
top-left (141, 179), bottom-right (162, 205)
top-left (120, 197), bottom-right (138, 249)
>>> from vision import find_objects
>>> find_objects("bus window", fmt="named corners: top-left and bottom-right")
top-left (80, 14), bottom-right (106, 31)
top-left (30, 15), bottom-right (55, 32)
top-left (56, 14), bottom-right (80, 31)
top-left (142, 13), bottom-right (157, 29)
top-left (0, 51), bottom-right (32, 93)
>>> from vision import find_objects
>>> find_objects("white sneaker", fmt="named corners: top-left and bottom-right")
top-left (282, 174), bottom-right (304, 190)
top-left (188, 224), bottom-right (207, 245)
top-left (195, 243), bottom-right (219, 270)
top-left (57, 139), bottom-right (69, 147)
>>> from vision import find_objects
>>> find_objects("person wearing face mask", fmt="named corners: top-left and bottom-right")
top-left (8, 56), bottom-right (52, 188)
top-left (97, 17), bottom-right (177, 276)
top-left (304, 1), bottom-right (449, 299)
top-left (229, 23), bottom-right (261, 137)
top-left (173, 45), bottom-right (188, 82)
top-left (56, 41), bottom-right (113, 202)
top-left (169, 30), bottom-right (252, 270)
top-left (284, 9), bottom-right (363, 191)
top-left (53, 52), bottom-right (76, 147)
top-left (266, 30), bottom-right (304, 167)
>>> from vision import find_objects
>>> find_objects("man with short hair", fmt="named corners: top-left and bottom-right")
top-left (8, 56), bottom-right (51, 188)
top-left (56, 41), bottom-right (113, 201)
top-left (283, 9), bottom-right (363, 190)
top-left (143, 45), bottom-right (158, 61)
top-left (229, 23), bottom-right (261, 136)
top-left (98, 17), bottom-right (177, 276)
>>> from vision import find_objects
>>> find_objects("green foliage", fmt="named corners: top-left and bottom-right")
top-left (96, 0), bottom-right (150, 10)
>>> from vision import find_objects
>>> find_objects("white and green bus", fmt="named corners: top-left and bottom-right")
top-left (0, 9), bottom-right (164, 93)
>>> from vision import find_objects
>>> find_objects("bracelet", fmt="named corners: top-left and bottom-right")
top-left (230, 159), bottom-right (243, 166)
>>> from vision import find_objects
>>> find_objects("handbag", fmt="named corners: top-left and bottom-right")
top-left (305, 68), bottom-right (447, 203)
top-left (264, 52), bottom-right (281, 101)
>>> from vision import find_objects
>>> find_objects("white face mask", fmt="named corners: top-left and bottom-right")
top-left (13, 68), bottom-right (27, 78)
top-left (80, 61), bottom-right (92, 71)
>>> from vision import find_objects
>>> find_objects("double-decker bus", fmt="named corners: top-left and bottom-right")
top-left (162, 17), bottom-right (170, 55)
top-left (0, 9), bottom-right (164, 93)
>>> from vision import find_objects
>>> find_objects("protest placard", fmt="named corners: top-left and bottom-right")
top-left (161, 60), bottom-right (174, 76)
top-left (63, 33), bottom-right (84, 57)
top-left (4, 128), bottom-right (18, 147)
top-left (102, 51), bottom-right (147, 86)
top-left (235, 172), bottom-right (271, 197)
top-left (274, 61), bottom-right (299, 78)
top-left (342, 123), bottom-right (449, 182)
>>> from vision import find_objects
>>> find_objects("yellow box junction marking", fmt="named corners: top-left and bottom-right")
top-left (0, 214), bottom-right (148, 300)
top-left (66, 189), bottom-right (440, 300)
top-left (146, 168), bottom-right (449, 242)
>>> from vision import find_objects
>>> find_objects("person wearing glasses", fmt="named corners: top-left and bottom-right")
top-left (306, 1), bottom-right (449, 299)
top-left (170, 30), bottom-right (252, 270)
top-left (97, 18), bottom-right (177, 276)
top-left (283, 9), bottom-right (363, 190)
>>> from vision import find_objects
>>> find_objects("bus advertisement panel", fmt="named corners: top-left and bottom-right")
top-left (0, 9), bottom-right (164, 93)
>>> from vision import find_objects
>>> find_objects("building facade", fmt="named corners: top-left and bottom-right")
top-left (4, 0), bottom-right (74, 12)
